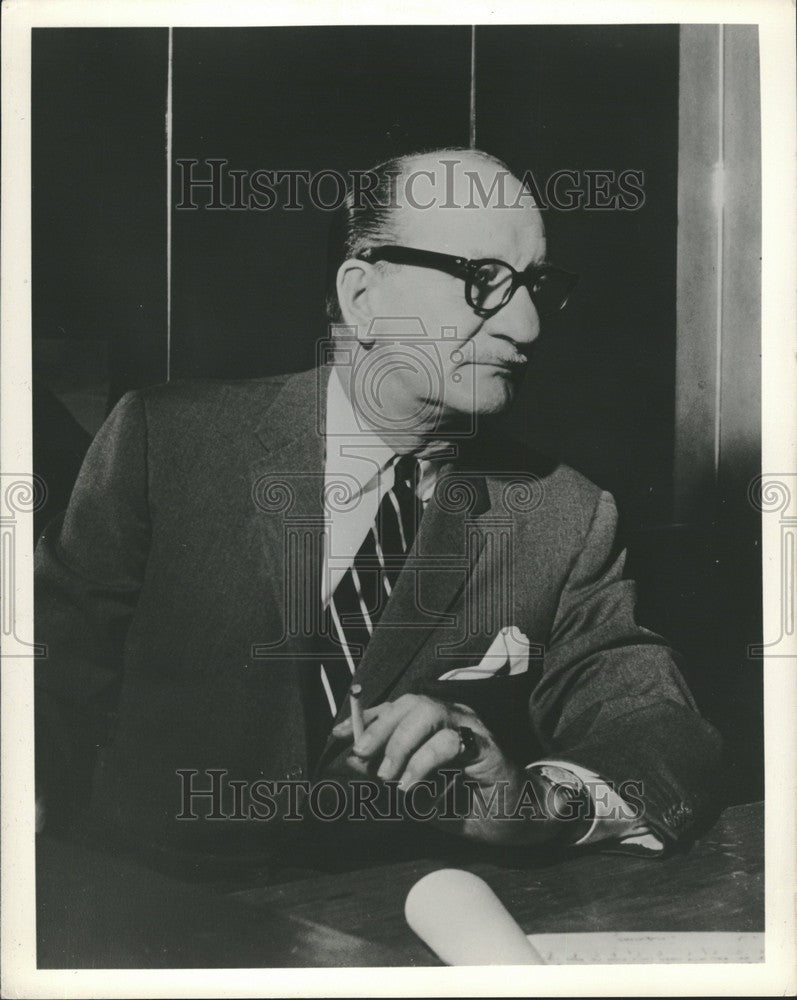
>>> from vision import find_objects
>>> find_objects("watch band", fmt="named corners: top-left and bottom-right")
top-left (526, 763), bottom-right (595, 844)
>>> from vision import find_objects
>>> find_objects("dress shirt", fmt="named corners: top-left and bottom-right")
top-left (323, 366), bottom-right (663, 853)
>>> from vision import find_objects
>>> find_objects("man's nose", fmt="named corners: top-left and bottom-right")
top-left (485, 285), bottom-right (540, 348)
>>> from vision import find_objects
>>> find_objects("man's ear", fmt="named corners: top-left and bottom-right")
top-left (336, 259), bottom-right (377, 346)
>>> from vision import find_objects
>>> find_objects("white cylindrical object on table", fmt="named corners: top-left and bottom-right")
top-left (404, 868), bottom-right (543, 966)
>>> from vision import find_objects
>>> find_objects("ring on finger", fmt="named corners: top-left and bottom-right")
top-left (456, 725), bottom-right (478, 763)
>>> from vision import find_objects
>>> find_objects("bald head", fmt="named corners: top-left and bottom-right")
top-left (325, 147), bottom-right (544, 322)
top-left (389, 150), bottom-right (545, 270)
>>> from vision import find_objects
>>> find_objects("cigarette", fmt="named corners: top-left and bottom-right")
top-left (349, 683), bottom-right (365, 743)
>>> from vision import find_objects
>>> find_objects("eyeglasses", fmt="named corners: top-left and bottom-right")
top-left (357, 245), bottom-right (578, 318)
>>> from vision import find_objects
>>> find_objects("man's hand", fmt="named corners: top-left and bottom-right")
top-left (331, 693), bottom-right (562, 846)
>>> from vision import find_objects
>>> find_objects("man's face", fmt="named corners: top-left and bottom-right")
top-left (357, 157), bottom-right (545, 437)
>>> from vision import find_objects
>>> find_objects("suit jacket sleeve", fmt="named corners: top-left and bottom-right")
top-left (35, 391), bottom-right (150, 827)
top-left (528, 490), bottom-right (723, 849)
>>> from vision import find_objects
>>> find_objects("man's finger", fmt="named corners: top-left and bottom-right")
top-left (397, 727), bottom-right (464, 790)
top-left (374, 701), bottom-right (448, 780)
top-left (349, 697), bottom-right (422, 760)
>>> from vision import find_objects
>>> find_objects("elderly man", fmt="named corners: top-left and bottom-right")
top-left (35, 148), bottom-right (722, 871)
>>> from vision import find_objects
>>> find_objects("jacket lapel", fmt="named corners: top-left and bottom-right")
top-left (355, 469), bottom-right (491, 701)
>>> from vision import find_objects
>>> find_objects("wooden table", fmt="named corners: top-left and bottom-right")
top-left (37, 801), bottom-right (763, 968)
top-left (232, 800), bottom-right (764, 965)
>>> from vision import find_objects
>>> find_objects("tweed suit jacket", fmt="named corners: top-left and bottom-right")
top-left (34, 366), bottom-right (723, 866)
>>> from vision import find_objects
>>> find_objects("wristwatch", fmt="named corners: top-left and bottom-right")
top-left (525, 763), bottom-right (595, 845)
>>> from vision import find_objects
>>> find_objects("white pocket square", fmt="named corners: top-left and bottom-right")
top-left (437, 626), bottom-right (530, 681)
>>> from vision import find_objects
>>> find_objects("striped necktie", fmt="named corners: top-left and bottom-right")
top-left (317, 453), bottom-right (423, 722)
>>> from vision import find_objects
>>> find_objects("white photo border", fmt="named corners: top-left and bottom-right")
top-left (2, 1), bottom-right (794, 996)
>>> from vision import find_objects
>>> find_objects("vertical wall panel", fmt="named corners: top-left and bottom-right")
top-left (169, 27), bottom-right (471, 381)
top-left (673, 25), bottom-right (722, 523)
top-left (669, 25), bottom-right (762, 800)
top-left (674, 25), bottom-right (762, 522)
top-left (718, 27), bottom-right (761, 518)
top-left (32, 29), bottom-right (169, 406)
top-left (476, 25), bottom-right (680, 528)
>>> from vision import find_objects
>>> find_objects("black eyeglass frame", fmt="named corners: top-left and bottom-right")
top-left (357, 245), bottom-right (578, 318)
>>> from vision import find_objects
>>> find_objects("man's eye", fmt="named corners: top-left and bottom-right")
top-left (474, 263), bottom-right (511, 288)
top-left (475, 263), bottom-right (501, 285)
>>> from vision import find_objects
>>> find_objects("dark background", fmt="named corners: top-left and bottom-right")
top-left (31, 25), bottom-right (762, 802)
